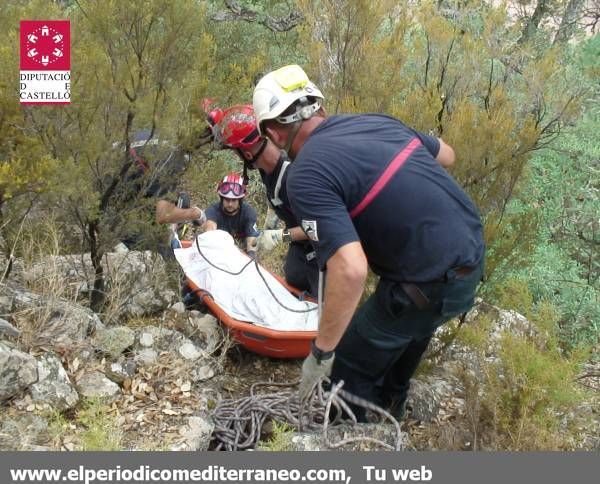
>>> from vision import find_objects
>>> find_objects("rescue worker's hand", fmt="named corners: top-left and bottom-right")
top-left (257, 229), bottom-right (283, 251)
top-left (298, 350), bottom-right (334, 401)
top-left (191, 206), bottom-right (206, 226)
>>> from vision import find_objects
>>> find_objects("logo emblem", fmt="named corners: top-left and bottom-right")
top-left (269, 96), bottom-right (280, 110)
top-left (301, 220), bottom-right (319, 242)
top-left (20, 20), bottom-right (71, 104)
top-left (21, 21), bottom-right (70, 70)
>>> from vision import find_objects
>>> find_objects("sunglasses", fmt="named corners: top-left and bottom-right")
top-left (219, 182), bottom-right (244, 196)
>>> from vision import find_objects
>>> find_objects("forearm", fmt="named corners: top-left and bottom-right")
top-left (436, 138), bottom-right (455, 167)
top-left (156, 201), bottom-right (202, 224)
top-left (289, 226), bottom-right (308, 242)
top-left (315, 243), bottom-right (367, 352)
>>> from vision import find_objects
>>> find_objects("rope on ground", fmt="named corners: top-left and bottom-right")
top-left (210, 378), bottom-right (404, 451)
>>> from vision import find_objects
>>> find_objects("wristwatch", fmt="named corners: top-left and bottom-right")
top-left (282, 229), bottom-right (292, 243)
top-left (311, 340), bottom-right (334, 364)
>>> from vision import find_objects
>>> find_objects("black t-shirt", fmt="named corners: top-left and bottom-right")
top-left (259, 153), bottom-right (300, 229)
top-left (287, 114), bottom-right (484, 282)
top-left (259, 153), bottom-right (316, 254)
top-left (116, 137), bottom-right (189, 250)
top-left (205, 201), bottom-right (259, 241)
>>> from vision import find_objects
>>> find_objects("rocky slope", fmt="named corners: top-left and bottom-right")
top-left (0, 249), bottom-right (597, 451)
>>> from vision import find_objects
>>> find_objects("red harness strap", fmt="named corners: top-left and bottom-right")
top-left (349, 137), bottom-right (421, 219)
top-left (129, 147), bottom-right (149, 171)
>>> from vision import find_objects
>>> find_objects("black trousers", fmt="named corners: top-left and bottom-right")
top-left (330, 258), bottom-right (484, 420)
top-left (284, 242), bottom-right (319, 298)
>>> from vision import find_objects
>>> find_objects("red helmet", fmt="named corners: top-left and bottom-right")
top-left (217, 172), bottom-right (246, 199)
top-left (214, 105), bottom-right (262, 149)
top-left (201, 98), bottom-right (222, 124)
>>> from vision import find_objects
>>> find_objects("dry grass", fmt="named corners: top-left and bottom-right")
top-left (11, 218), bottom-right (83, 350)
top-left (99, 250), bottom-right (179, 325)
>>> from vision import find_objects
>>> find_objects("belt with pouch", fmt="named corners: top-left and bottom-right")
top-left (401, 266), bottom-right (475, 310)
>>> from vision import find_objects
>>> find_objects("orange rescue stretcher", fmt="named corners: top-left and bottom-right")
top-left (180, 240), bottom-right (317, 359)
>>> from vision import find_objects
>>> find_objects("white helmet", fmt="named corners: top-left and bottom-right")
top-left (253, 65), bottom-right (324, 135)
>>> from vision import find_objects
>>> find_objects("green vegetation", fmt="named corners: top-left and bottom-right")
top-left (45, 398), bottom-right (123, 450)
top-left (457, 302), bottom-right (589, 450)
top-left (76, 398), bottom-right (123, 451)
top-left (485, 34), bottom-right (599, 355)
top-left (257, 421), bottom-right (295, 451)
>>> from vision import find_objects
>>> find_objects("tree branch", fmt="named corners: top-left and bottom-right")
top-left (212, 0), bottom-right (304, 32)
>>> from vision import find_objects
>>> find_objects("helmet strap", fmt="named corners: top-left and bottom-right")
top-left (237, 139), bottom-right (267, 172)
top-left (249, 138), bottom-right (267, 166)
top-left (284, 120), bottom-right (302, 157)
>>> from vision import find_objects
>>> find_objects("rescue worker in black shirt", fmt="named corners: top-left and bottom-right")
top-left (211, 104), bottom-right (319, 298)
top-left (253, 65), bottom-right (485, 420)
top-left (118, 129), bottom-right (199, 258)
top-left (156, 172), bottom-right (259, 258)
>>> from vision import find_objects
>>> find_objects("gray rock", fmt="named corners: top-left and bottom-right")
top-left (170, 302), bottom-right (186, 314)
top-left (0, 295), bottom-right (14, 315)
top-left (23, 250), bottom-right (176, 319)
top-left (0, 318), bottom-right (20, 338)
top-left (178, 342), bottom-right (204, 361)
top-left (77, 372), bottom-right (121, 398)
top-left (112, 243), bottom-right (129, 253)
top-left (171, 416), bottom-right (214, 451)
top-left (190, 364), bottom-right (215, 383)
top-left (139, 332), bottom-right (154, 347)
top-left (36, 304), bottom-right (94, 347)
top-left (462, 300), bottom-right (538, 352)
top-left (0, 342), bottom-right (38, 401)
top-left (407, 374), bottom-right (464, 422)
top-left (20, 444), bottom-right (56, 452)
top-left (290, 423), bottom-right (408, 451)
top-left (1, 282), bottom-right (100, 348)
top-left (135, 326), bottom-right (191, 353)
top-left (125, 286), bottom-right (176, 319)
top-left (29, 353), bottom-right (79, 411)
top-left (123, 358), bottom-right (137, 375)
top-left (105, 360), bottom-right (136, 384)
top-left (0, 414), bottom-right (50, 451)
top-left (22, 444), bottom-right (55, 451)
top-left (71, 345), bottom-right (97, 366)
top-left (0, 252), bottom-right (24, 285)
top-left (178, 313), bottom-right (222, 354)
top-left (92, 326), bottom-right (135, 359)
top-left (134, 348), bottom-right (158, 366)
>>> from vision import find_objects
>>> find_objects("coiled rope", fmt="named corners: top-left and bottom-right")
top-left (210, 379), bottom-right (404, 451)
